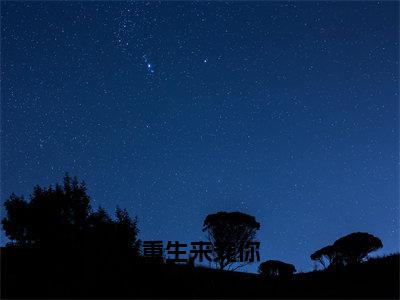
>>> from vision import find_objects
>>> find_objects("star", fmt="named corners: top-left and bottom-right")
top-left (143, 54), bottom-right (155, 74)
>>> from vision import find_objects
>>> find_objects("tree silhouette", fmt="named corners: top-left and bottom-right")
top-left (310, 245), bottom-right (336, 269)
top-left (332, 232), bottom-right (383, 265)
top-left (2, 193), bottom-right (31, 246)
top-left (85, 206), bottom-right (114, 249)
top-left (2, 174), bottom-right (140, 255)
top-left (310, 232), bottom-right (383, 268)
top-left (2, 175), bottom-right (90, 247)
top-left (258, 260), bottom-right (296, 278)
top-left (202, 211), bottom-right (260, 270)
top-left (114, 206), bottom-right (141, 253)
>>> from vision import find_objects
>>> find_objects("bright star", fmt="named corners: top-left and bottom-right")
top-left (143, 54), bottom-right (155, 74)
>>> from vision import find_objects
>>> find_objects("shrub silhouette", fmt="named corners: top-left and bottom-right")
top-left (258, 260), bottom-right (296, 278)
top-left (202, 211), bottom-right (260, 270)
top-left (2, 174), bottom-right (140, 255)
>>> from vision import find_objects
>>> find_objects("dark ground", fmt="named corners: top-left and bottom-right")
top-left (1, 247), bottom-right (399, 299)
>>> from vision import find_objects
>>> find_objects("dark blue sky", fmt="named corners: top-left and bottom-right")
top-left (1, 1), bottom-right (399, 273)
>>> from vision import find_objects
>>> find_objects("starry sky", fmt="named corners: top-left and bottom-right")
top-left (1, 1), bottom-right (399, 273)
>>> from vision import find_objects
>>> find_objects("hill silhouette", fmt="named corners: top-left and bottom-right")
top-left (1, 175), bottom-right (399, 299)
top-left (1, 248), bottom-right (398, 298)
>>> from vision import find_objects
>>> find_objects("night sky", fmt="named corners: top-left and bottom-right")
top-left (1, 1), bottom-right (399, 273)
